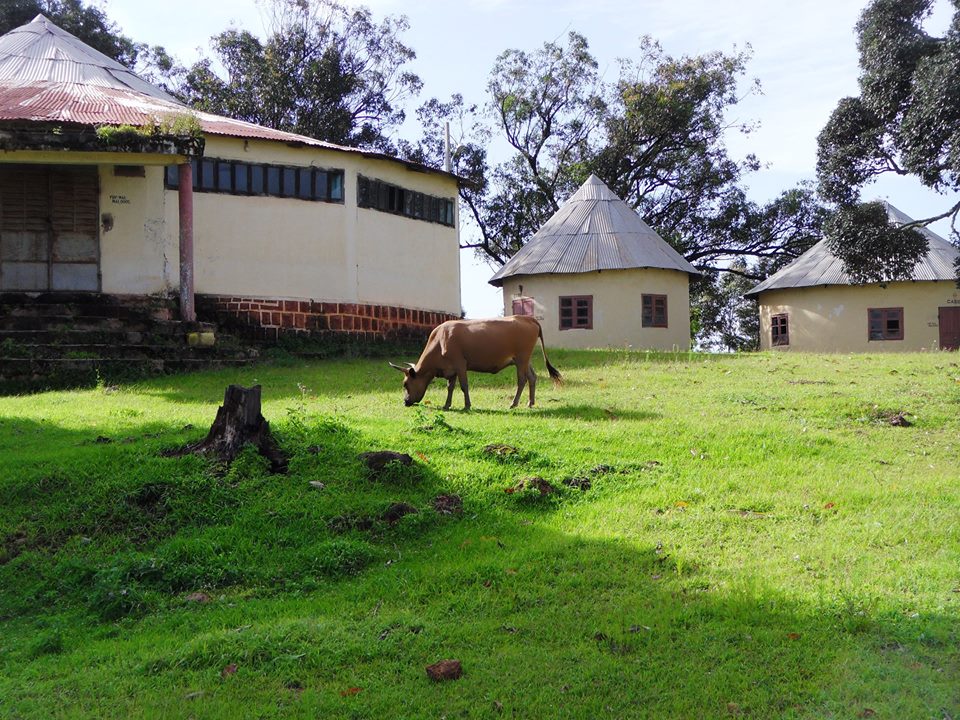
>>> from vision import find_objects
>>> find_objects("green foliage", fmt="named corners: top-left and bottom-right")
top-left (817, 0), bottom-right (960, 281)
top-left (163, 0), bottom-right (421, 151)
top-left (405, 33), bottom-right (826, 308)
top-left (692, 263), bottom-right (759, 351)
top-left (823, 201), bottom-right (929, 283)
top-left (94, 113), bottom-right (203, 151)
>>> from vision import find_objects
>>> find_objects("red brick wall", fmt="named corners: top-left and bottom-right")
top-left (196, 294), bottom-right (458, 343)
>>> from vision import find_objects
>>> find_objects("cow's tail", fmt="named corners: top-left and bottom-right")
top-left (537, 323), bottom-right (563, 386)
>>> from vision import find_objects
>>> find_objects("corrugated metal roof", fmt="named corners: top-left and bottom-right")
top-left (488, 174), bottom-right (699, 286)
top-left (0, 15), bottom-right (460, 181)
top-left (745, 202), bottom-right (960, 297)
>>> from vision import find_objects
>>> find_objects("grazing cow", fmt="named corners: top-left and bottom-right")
top-left (390, 316), bottom-right (562, 410)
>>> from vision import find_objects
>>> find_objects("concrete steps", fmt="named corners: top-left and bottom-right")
top-left (0, 293), bottom-right (259, 391)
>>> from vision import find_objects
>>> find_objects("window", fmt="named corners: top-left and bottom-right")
top-left (512, 297), bottom-right (534, 316)
top-left (356, 175), bottom-right (456, 227)
top-left (281, 167), bottom-right (296, 198)
top-left (217, 161), bottom-right (233, 191)
top-left (560, 295), bottom-right (592, 330)
top-left (114, 165), bottom-right (145, 178)
top-left (200, 159), bottom-right (215, 191)
top-left (771, 313), bottom-right (789, 346)
top-left (642, 294), bottom-right (668, 327)
top-left (164, 158), bottom-right (344, 203)
top-left (868, 307), bottom-right (903, 341)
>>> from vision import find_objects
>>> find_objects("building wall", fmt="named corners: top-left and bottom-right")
top-left (499, 268), bottom-right (691, 350)
top-left (163, 137), bottom-right (461, 316)
top-left (757, 281), bottom-right (960, 351)
top-left (99, 164), bottom-right (175, 294)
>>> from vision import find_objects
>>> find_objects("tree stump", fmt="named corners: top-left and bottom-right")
top-left (169, 385), bottom-right (287, 473)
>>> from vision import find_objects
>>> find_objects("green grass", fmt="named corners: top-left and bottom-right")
top-left (1, 350), bottom-right (959, 718)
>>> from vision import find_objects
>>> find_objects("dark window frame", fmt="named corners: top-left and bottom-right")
top-left (355, 174), bottom-right (456, 227)
top-left (164, 158), bottom-right (344, 203)
top-left (559, 295), bottom-right (593, 330)
top-left (641, 294), bottom-right (668, 327)
top-left (868, 307), bottom-right (904, 341)
top-left (771, 313), bottom-right (789, 347)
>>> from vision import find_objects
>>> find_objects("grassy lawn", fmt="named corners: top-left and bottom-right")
top-left (1, 350), bottom-right (958, 718)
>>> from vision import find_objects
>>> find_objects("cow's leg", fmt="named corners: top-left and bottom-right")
top-left (458, 370), bottom-right (471, 410)
top-left (527, 366), bottom-right (537, 407)
top-left (444, 377), bottom-right (456, 410)
top-left (511, 363), bottom-right (528, 408)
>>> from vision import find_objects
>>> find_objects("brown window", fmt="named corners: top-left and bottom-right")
top-left (868, 307), bottom-right (903, 341)
top-left (560, 295), bottom-right (592, 330)
top-left (512, 297), bottom-right (534, 316)
top-left (771, 314), bottom-right (789, 346)
top-left (642, 294), bottom-right (668, 327)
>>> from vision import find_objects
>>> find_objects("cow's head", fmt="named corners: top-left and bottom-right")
top-left (389, 362), bottom-right (429, 406)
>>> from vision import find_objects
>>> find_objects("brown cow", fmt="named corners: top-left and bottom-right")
top-left (390, 316), bottom-right (562, 410)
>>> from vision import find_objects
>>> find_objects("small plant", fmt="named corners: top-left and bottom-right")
top-left (411, 407), bottom-right (459, 433)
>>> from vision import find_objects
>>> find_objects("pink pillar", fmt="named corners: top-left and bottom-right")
top-left (178, 162), bottom-right (196, 322)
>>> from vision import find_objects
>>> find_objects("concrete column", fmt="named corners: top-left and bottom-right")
top-left (178, 162), bottom-right (195, 322)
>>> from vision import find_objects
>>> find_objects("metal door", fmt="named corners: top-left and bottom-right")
top-left (0, 165), bottom-right (99, 291)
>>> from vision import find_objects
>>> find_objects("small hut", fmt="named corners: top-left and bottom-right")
top-left (745, 203), bottom-right (960, 352)
top-left (488, 175), bottom-right (699, 350)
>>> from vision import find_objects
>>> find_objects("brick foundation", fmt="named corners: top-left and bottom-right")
top-left (196, 294), bottom-right (458, 344)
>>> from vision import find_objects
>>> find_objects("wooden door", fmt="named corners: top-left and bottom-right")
top-left (939, 307), bottom-right (960, 351)
top-left (0, 165), bottom-right (99, 291)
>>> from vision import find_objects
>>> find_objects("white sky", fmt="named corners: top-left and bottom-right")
top-left (108, 0), bottom-right (957, 318)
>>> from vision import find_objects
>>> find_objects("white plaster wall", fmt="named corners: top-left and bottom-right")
top-left (163, 137), bottom-right (461, 314)
top-left (757, 282), bottom-right (960, 351)
top-left (99, 165), bottom-right (175, 294)
top-left (499, 268), bottom-right (692, 350)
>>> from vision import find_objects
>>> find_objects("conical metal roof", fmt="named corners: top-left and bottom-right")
top-left (488, 174), bottom-right (699, 286)
top-left (745, 202), bottom-right (960, 297)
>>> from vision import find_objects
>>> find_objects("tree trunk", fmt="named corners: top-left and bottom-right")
top-left (170, 385), bottom-right (287, 473)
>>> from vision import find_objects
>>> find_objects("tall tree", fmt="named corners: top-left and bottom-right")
top-left (407, 35), bottom-right (823, 275)
top-left (0, 0), bottom-right (141, 67)
top-left (816, 0), bottom-right (960, 283)
top-left (169, 0), bottom-right (421, 151)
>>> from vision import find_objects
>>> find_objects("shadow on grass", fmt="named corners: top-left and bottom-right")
top-left (0, 410), bottom-right (452, 623)
top-left (4, 519), bottom-right (953, 719)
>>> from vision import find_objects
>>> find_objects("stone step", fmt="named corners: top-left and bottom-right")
top-left (0, 343), bottom-right (257, 360)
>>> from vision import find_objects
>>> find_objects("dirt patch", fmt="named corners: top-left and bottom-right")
top-left (483, 443), bottom-right (519, 457)
top-left (327, 514), bottom-right (375, 533)
top-left (380, 502), bottom-right (418, 525)
top-left (433, 494), bottom-right (463, 515)
top-left (0, 529), bottom-right (28, 565)
top-left (426, 659), bottom-right (462, 681)
top-left (887, 411), bottom-right (912, 427)
top-left (359, 451), bottom-right (413, 475)
top-left (563, 477), bottom-right (591, 491)
top-left (508, 477), bottom-right (555, 496)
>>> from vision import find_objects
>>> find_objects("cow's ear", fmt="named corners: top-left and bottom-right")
top-left (407, 368), bottom-right (417, 379)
